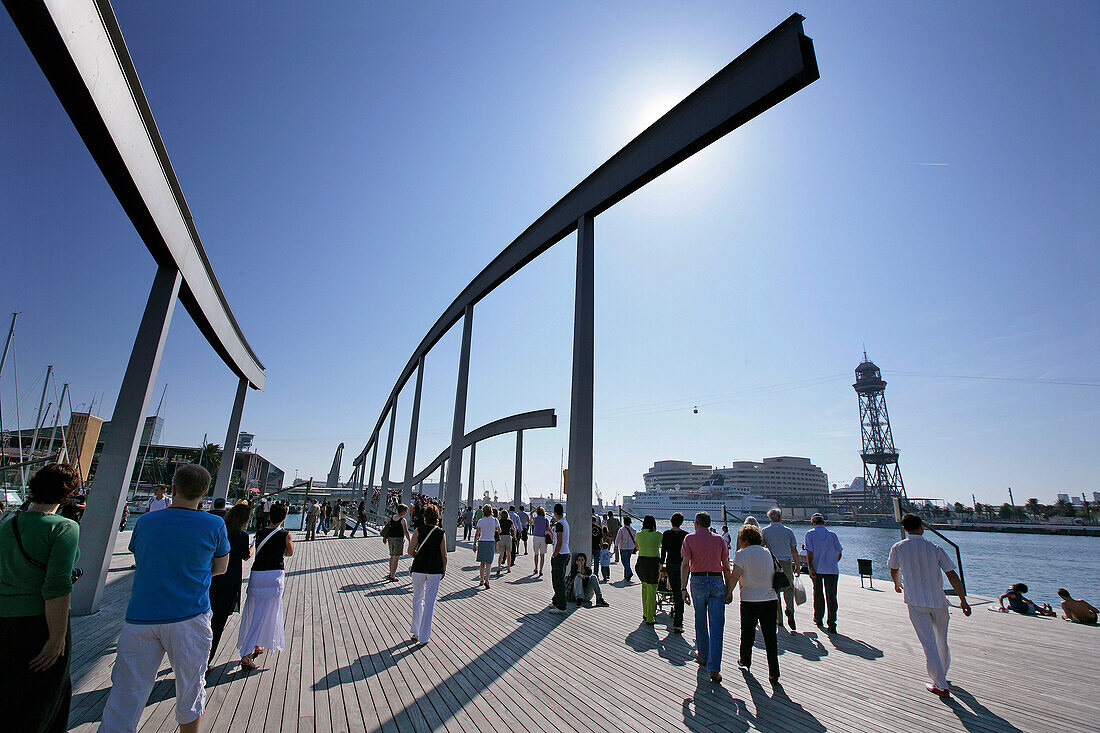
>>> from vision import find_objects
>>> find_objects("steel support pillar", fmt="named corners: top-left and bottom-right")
top-left (212, 376), bottom-right (248, 502)
top-left (513, 430), bottom-right (523, 509)
top-left (443, 305), bottom-right (474, 551)
top-left (566, 214), bottom-right (594, 557)
top-left (73, 265), bottom-right (181, 615)
top-left (367, 437), bottom-right (379, 511)
top-left (466, 442), bottom-right (476, 510)
top-left (402, 356), bottom-right (425, 507)
top-left (381, 401), bottom-right (398, 513)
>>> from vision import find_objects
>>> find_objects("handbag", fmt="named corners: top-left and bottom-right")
top-left (770, 551), bottom-right (791, 593)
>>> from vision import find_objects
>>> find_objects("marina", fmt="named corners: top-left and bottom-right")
top-left (65, 525), bottom-right (1099, 732)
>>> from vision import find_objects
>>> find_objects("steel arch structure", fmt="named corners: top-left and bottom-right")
top-left (350, 409), bottom-right (557, 512)
top-left (353, 14), bottom-right (819, 553)
top-left (5, 0), bottom-right (267, 614)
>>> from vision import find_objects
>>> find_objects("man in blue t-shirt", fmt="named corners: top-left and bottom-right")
top-left (101, 465), bottom-right (229, 733)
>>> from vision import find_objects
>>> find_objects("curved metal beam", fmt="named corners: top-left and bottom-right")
top-left (5, 0), bottom-right (265, 389)
top-left (385, 408), bottom-right (556, 491)
top-left (355, 14), bottom-right (816, 461)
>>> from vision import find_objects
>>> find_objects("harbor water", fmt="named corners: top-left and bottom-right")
top-left (653, 519), bottom-right (1099, 608)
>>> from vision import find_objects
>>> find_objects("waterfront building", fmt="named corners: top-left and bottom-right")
top-left (715, 457), bottom-right (829, 510)
top-left (3, 413), bottom-right (283, 498)
top-left (640, 457), bottom-right (829, 518)
top-left (642, 460), bottom-right (714, 492)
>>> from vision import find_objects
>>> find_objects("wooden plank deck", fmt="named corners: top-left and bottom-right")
top-left (68, 526), bottom-right (1099, 732)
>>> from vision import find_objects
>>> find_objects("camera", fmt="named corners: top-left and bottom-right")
top-left (71, 567), bottom-right (83, 584)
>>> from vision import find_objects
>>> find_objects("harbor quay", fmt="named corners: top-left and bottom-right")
top-left (64, 523), bottom-right (1098, 732)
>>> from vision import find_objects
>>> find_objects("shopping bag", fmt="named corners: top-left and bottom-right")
top-left (793, 575), bottom-right (807, 605)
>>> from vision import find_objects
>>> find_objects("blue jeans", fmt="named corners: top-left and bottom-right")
top-left (620, 549), bottom-right (634, 580)
top-left (350, 519), bottom-right (365, 537)
top-left (691, 575), bottom-right (727, 673)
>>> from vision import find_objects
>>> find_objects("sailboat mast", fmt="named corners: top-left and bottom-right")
top-left (30, 365), bottom-right (53, 463)
top-left (47, 383), bottom-right (69, 459)
top-left (132, 384), bottom-right (166, 500)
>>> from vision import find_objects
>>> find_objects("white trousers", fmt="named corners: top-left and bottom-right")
top-left (100, 612), bottom-right (213, 732)
top-left (410, 572), bottom-right (442, 642)
top-left (908, 605), bottom-right (950, 689)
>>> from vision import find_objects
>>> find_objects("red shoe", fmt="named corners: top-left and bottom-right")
top-left (926, 684), bottom-right (951, 698)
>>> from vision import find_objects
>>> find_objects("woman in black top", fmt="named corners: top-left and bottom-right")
top-left (209, 504), bottom-right (252, 662)
top-left (237, 504), bottom-right (294, 670)
top-left (496, 511), bottom-right (514, 575)
top-left (408, 505), bottom-right (447, 643)
top-left (660, 511), bottom-right (690, 633)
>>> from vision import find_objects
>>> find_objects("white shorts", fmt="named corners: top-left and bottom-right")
top-left (100, 612), bottom-right (213, 731)
top-left (532, 537), bottom-right (547, 554)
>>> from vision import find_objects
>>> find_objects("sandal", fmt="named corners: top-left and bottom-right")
top-left (241, 656), bottom-right (258, 670)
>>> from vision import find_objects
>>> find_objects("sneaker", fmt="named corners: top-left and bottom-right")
top-left (926, 684), bottom-right (951, 698)
top-left (595, 599), bottom-right (610, 607)
top-left (549, 607), bottom-right (567, 615)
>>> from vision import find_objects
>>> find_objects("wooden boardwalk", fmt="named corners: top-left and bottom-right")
top-left (67, 526), bottom-right (1099, 732)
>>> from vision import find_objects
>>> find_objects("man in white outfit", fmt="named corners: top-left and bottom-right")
top-left (888, 513), bottom-right (971, 698)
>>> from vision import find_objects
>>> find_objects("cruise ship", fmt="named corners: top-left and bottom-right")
top-left (626, 474), bottom-right (775, 521)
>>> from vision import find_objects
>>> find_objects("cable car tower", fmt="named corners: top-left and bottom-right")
top-left (853, 354), bottom-right (906, 513)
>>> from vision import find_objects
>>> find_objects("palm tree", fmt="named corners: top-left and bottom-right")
top-left (1054, 498), bottom-right (1075, 517)
top-left (1081, 499), bottom-right (1092, 522)
top-left (1026, 498), bottom-right (1041, 521)
top-left (200, 442), bottom-right (222, 481)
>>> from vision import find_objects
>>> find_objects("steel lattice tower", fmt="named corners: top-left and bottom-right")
top-left (853, 354), bottom-right (906, 512)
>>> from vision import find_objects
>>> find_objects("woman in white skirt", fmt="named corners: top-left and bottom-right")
top-left (408, 504), bottom-right (448, 643)
top-left (238, 503), bottom-right (294, 670)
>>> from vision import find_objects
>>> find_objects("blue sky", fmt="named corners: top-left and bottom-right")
top-left (2, 1), bottom-right (1097, 505)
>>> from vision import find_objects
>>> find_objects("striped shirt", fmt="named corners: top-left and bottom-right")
top-left (887, 534), bottom-right (955, 609)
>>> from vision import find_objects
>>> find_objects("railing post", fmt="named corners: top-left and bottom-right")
top-left (73, 265), bottom-right (181, 615)
top-left (212, 376), bottom-right (248, 502)
top-left (444, 304), bottom-right (474, 551)
top-left (467, 442), bottom-right (476, 510)
top-left (402, 356), bottom-right (425, 507)
top-left (514, 430), bottom-right (523, 509)
top-left (566, 214), bottom-right (595, 557)
top-left (381, 400), bottom-right (398, 513)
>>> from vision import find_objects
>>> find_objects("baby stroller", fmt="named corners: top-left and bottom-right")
top-left (654, 571), bottom-right (676, 616)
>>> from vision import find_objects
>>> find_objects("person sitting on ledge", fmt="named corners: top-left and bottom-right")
top-left (998, 583), bottom-right (1055, 616)
top-left (567, 553), bottom-right (610, 608)
top-left (1057, 588), bottom-right (1098, 624)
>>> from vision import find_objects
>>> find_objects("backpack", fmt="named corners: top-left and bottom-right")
top-left (380, 516), bottom-right (401, 540)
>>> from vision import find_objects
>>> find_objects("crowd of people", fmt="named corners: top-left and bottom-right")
top-left (1, 466), bottom-right (1096, 731)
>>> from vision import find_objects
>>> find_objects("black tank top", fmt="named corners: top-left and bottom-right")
top-left (253, 527), bottom-right (288, 571)
top-left (410, 526), bottom-right (444, 575)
